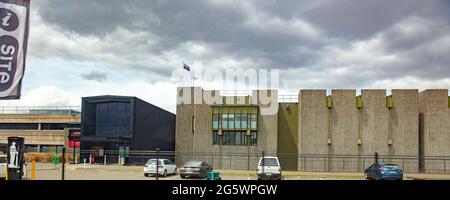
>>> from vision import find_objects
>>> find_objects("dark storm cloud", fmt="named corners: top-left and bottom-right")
top-left (31, 0), bottom-right (450, 89)
top-left (81, 70), bottom-right (108, 82)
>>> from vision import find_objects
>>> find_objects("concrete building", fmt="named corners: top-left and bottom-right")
top-left (176, 87), bottom-right (278, 170)
top-left (419, 89), bottom-right (450, 173)
top-left (0, 107), bottom-right (81, 153)
top-left (177, 87), bottom-right (450, 173)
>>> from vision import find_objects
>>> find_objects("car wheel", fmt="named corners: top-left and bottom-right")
top-left (180, 175), bottom-right (185, 179)
top-left (163, 170), bottom-right (167, 177)
top-left (174, 168), bottom-right (177, 175)
top-left (144, 173), bottom-right (149, 177)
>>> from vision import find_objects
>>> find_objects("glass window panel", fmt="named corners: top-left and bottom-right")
top-left (241, 114), bottom-right (248, 129)
top-left (212, 114), bottom-right (219, 129)
top-left (213, 131), bottom-right (219, 145)
top-left (235, 132), bottom-right (241, 144)
top-left (250, 114), bottom-right (257, 129)
top-left (235, 114), bottom-right (241, 129)
top-left (228, 114), bottom-right (234, 129)
top-left (222, 113), bottom-right (228, 129)
top-left (251, 131), bottom-right (257, 145)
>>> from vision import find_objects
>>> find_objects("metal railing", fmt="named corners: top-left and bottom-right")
top-left (0, 106), bottom-right (81, 115)
top-left (19, 149), bottom-right (446, 174)
top-left (279, 95), bottom-right (298, 103)
top-left (220, 90), bottom-right (252, 96)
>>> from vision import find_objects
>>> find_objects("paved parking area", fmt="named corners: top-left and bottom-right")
top-left (21, 163), bottom-right (450, 180)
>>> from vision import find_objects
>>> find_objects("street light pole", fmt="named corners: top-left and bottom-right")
top-left (156, 148), bottom-right (160, 181)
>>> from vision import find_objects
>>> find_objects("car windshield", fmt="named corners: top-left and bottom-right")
top-left (382, 164), bottom-right (399, 169)
top-left (259, 158), bottom-right (279, 166)
top-left (184, 161), bottom-right (202, 167)
top-left (0, 156), bottom-right (6, 163)
top-left (146, 160), bottom-right (162, 165)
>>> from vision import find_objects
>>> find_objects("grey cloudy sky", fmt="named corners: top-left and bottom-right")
top-left (1, 0), bottom-right (449, 112)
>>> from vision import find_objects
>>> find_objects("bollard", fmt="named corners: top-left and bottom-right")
top-left (61, 147), bottom-right (65, 180)
top-left (104, 154), bottom-right (107, 166)
top-left (52, 153), bottom-right (59, 168)
top-left (375, 152), bottom-right (379, 165)
top-left (31, 159), bottom-right (36, 180)
top-left (83, 158), bottom-right (86, 169)
top-left (156, 148), bottom-right (160, 181)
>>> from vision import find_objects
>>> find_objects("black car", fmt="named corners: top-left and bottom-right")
top-left (179, 161), bottom-right (212, 179)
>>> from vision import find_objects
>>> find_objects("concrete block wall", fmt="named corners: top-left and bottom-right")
top-left (298, 90), bottom-right (328, 171)
top-left (391, 89), bottom-right (419, 173)
top-left (329, 90), bottom-right (359, 172)
top-left (360, 90), bottom-right (390, 167)
top-left (298, 89), bottom-right (420, 172)
top-left (419, 89), bottom-right (450, 173)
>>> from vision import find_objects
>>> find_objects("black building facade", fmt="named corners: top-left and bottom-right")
top-left (80, 95), bottom-right (175, 164)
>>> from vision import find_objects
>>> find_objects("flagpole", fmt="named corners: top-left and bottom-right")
top-left (192, 71), bottom-right (195, 87)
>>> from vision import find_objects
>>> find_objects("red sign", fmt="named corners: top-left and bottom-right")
top-left (68, 132), bottom-right (80, 147)
top-left (67, 140), bottom-right (80, 148)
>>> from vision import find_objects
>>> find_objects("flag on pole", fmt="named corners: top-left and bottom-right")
top-left (0, 0), bottom-right (30, 99)
top-left (183, 63), bottom-right (190, 71)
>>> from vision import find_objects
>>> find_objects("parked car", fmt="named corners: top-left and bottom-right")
top-left (144, 159), bottom-right (177, 177)
top-left (0, 155), bottom-right (6, 179)
top-left (179, 161), bottom-right (212, 179)
top-left (364, 163), bottom-right (403, 180)
top-left (257, 156), bottom-right (282, 180)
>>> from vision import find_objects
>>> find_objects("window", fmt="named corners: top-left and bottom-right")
top-left (228, 114), bottom-right (234, 128)
top-left (211, 107), bottom-right (257, 131)
top-left (221, 113), bottom-right (228, 129)
top-left (234, 114), bottom-right (241, 129)
top-left (250, 114), bottom-right (257, 129)
top-left (41, 123), bottom-right (69, 130)
top-left (223, 131), bottom-right (247, 145)
top-left (164, 160), bottom-right (172, 165)
top-left (241, 114), bottom-right (248, 129)
top-left (213, 131), bottom-right (219, 145)
top-left (212, 113), bottom-right (219, 129)
top-left (251, 131), bottom-right (257, 145)
top-left (0, 123), bottom-right (38, 130)
top-left (213, 131), bottom-right (257, 146)
top-left (95, 102), bottom-right (131, 137)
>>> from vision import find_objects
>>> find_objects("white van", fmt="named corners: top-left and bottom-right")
top-left (257, 156), bottom-right (282, 180)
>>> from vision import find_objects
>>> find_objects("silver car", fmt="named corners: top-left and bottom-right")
top-left (144, 159), bottom-right (177, 177)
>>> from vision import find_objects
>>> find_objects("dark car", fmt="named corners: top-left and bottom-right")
top-left (364, 163), bottom-right (403, 180)
top-left (180, 161), bottom-right (212, 179)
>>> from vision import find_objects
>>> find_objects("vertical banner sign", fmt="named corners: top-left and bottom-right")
top-left (0, 0), bottom-right (30, 99)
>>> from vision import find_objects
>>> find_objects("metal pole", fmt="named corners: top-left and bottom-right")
top-left (262, 151), bottom-right (265, 176)
top-left (156, 148), bottom-right (160, 181)
top-left (375, 152), bottom-right (379, 165)
top-left (73, 143), bottom-right (76, 164)
top-left (62, 147), bottom-right (66, 180)
top-left (5, 159), bottom-right (8, 180)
